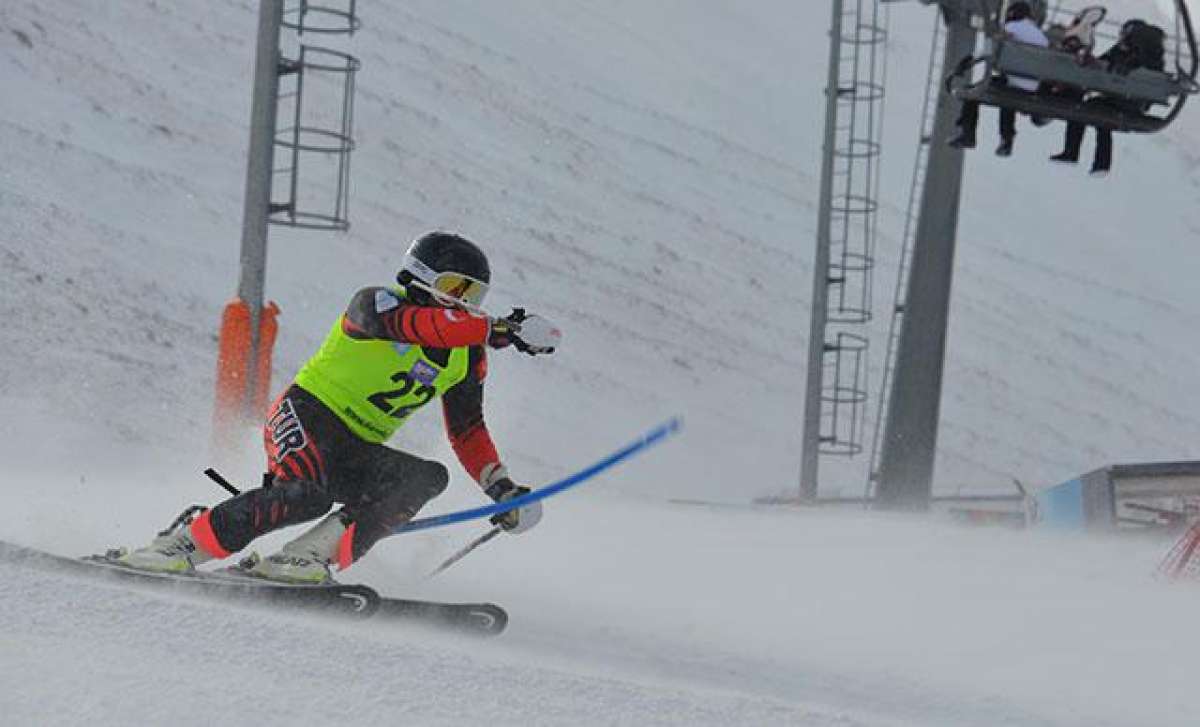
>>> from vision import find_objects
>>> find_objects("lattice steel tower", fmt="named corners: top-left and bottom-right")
top-left (800, 0), bottom-right (890, 499)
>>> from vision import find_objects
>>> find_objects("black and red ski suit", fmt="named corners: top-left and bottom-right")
top-left (189, 288), bottom-right (506, 570)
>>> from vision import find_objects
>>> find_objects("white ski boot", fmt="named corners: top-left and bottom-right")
top-left (119, 509), bottom-right (215, 574)
top-left (247, 513), bottom-right (348, 584)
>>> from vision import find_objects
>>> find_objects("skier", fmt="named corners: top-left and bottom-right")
top-left (119, 231), bottom-right (559, 583)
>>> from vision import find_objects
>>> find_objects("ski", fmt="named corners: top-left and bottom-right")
top-left (373, 596), bottom-right (508, 635)
top-left (0, 539), bottom-right (507, 635)
top-left (216, 558), bottom-right (508, 636)
top-left (216, 559), bottom-right (508, 636)
top-left (0, 539), bottom-right (379, 616)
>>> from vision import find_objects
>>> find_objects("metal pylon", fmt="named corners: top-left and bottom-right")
top-left (872, 4), bottom-right (978, 509)
top-left (866, 12), bottom-right (944, 500)
top-left (800, 0), bottom-right (890, 499)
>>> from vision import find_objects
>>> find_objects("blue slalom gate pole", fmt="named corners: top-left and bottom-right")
top-left (389, 417), bottom-right (682, 537)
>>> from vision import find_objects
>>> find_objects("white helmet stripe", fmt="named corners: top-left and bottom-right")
top-left (402, 254), bottom-right (439, 285)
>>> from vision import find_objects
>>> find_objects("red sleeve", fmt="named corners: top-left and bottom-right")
top-left (341, 287), bottom-right (490, 347)
top-left (442, 347), bottom-right (501, 484)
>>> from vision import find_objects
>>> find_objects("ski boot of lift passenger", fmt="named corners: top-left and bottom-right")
top-left (947, 131), bottom-right (976, 150)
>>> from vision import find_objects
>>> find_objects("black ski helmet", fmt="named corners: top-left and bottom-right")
top-left (397, 231), bottom-right (491, 307)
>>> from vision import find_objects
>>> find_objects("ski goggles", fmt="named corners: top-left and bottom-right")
top-left (411, 272), bottom-right (489, 309)
top-left (433, 272), bottom-right (488, 306)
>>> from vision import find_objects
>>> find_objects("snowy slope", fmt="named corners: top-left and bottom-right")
top-left (4, 493), bottom-right (1200, 727)
top-left (3, 1), bottom-right (1200, 725)
top-left (2, 1), bottom-right (1198, 499)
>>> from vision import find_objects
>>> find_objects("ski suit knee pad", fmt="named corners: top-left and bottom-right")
top-left (342, 459), bottom-right (450, 562)
top-left (419, 460), bottom-right (451, 499)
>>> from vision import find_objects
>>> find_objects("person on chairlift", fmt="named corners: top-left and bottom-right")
top-left (1049, 18), bottom-right (1167, 177)
top-left (1044, 5), bottom-right (1105, 63)
top-left (948, 1), bottom-right (1050, 157)
top-left (1038, 8), bottom-right (1103, 135)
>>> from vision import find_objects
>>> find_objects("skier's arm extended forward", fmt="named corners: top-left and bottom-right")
top-left (340, 287), bottom-right (561, 354)
top-left (341, 287), bottom-right (491, 347)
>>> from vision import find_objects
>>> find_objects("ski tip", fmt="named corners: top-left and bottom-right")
top-left (372, 599), bottom-right (509, 636)
top-left (474, 603), bottom-right (509, 636)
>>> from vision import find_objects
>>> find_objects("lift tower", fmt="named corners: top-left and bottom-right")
top-left (872, 0), bottom-right (978, 509)
top-left (212, 0), bottom-right (361, 461)
top-left (800, 0), bottom-right (889, 500)
top-left (869, 0), bottom-right (1195, 509)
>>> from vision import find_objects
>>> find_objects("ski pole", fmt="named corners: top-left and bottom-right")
top-left (204, 468), bottom-right (242, 496)
top-left (391, 417), bottom-right (682, 536)
top-left (426, 526), bottom-right (503, 580)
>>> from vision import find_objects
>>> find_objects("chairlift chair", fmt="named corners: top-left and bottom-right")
top-left (946, 0), bottom-right (1199, 133)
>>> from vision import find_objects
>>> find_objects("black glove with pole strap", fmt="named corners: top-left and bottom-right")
top-left (484, 477), bottom-right (543, 534)
top-left (488, 308), bottom-right (561, 355)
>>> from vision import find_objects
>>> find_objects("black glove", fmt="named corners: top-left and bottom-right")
top-left (487, 308), bottom-right (527, 350)
top-left (485, 477), bottom-right (543, 534)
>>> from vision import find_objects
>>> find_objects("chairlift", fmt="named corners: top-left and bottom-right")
top-left (946, 0), bottom-right (1199, 132)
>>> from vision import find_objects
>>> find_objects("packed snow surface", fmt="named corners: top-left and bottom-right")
top-left (2, 1), bottom-right (1199, 725)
